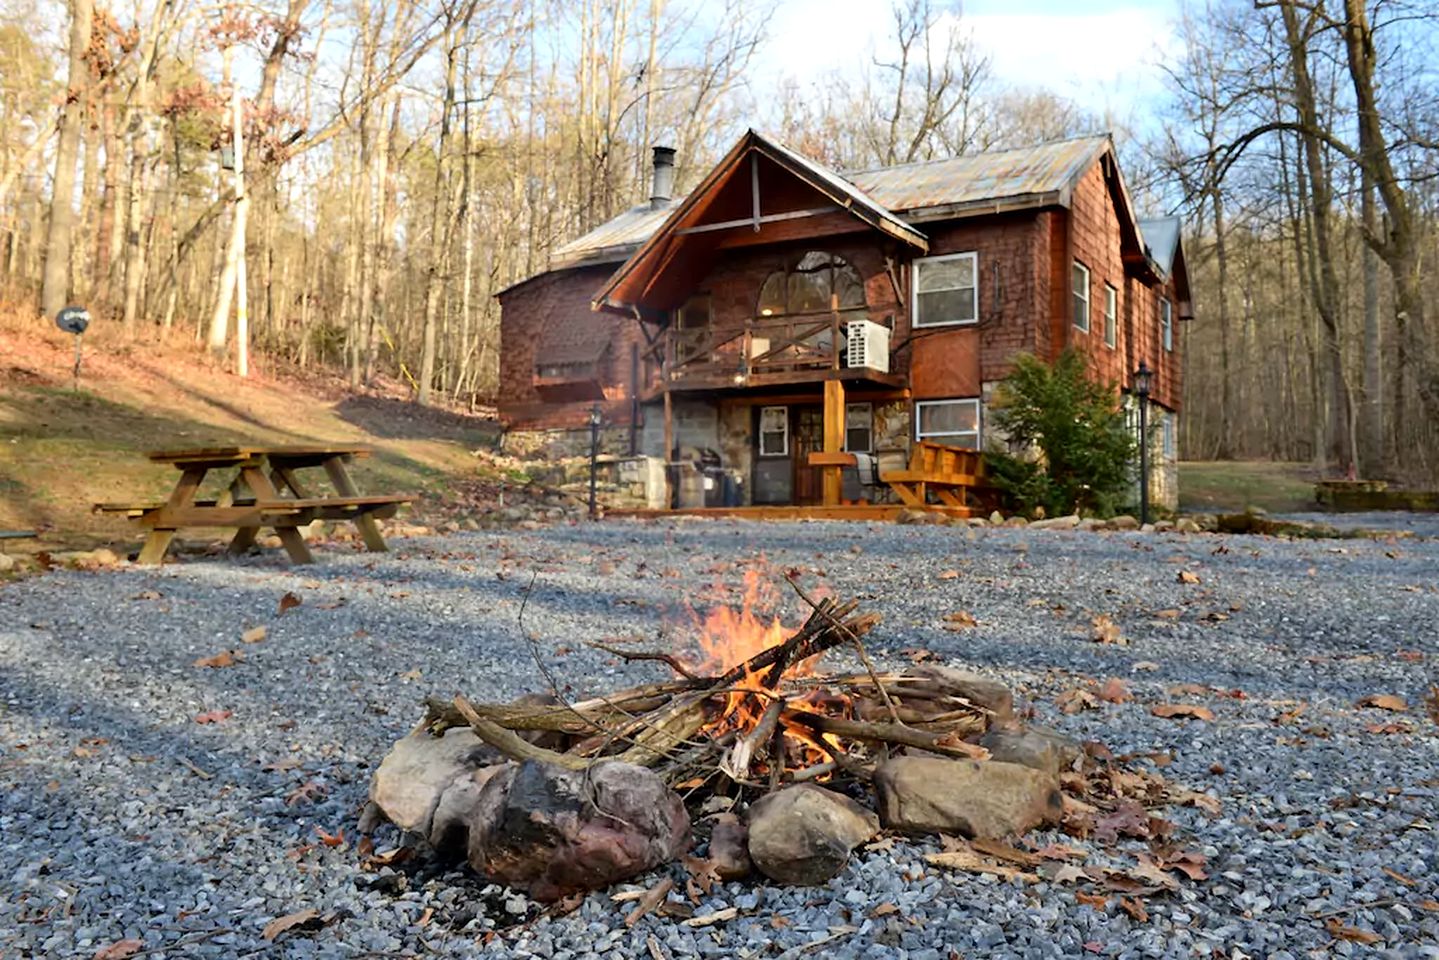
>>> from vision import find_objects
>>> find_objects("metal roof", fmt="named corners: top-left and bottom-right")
top-left (851, 135), bottom-right (1112, 217)
top-left (1137, 216), bottom-right (1182, 280)
top-left (546, 133), bottom-right (1118, 270)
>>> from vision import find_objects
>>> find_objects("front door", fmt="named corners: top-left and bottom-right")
top-left (792, 406), bottom-right (825, 505)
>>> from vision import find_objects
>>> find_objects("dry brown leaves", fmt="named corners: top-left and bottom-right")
top-left (942, 610), bottom-right (978, 630)
top-left (193, 709), bottom-right (232, 724)
top-left (936, 569), bottom-right (960, 580)
top-left (1150, 703), bottom-right (1216, 722)
top-left (262, 908), bottom-right (321, 941)
top-left (1098, 678), bottom-right (1132, 703)
top-left (1090, 614), bottom-right (1125, 645)
top-left (314, 826), bottom-right (345, 848)
top-left (278, 591), bottom-right (303, 614)
top-left (1325, 918), bottom-right (1383, 944)
top-left (1355, 694), bottom-right (1408, 712)
top-left (193, 649), bottom-right (241, 669)
top-left (93, 940), bottom-right (143, 960)
top-left (241, 626), bottom-right (267, 644)
top-left (1176, 570), bottom-right (1202, 584)
top-left (1057, 687), bottom-right (1101, 714)
top-left (1426, 687), bottom-right (1439, 724)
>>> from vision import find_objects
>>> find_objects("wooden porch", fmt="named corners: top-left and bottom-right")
top-left (606, 503), bottom-right (976, 521)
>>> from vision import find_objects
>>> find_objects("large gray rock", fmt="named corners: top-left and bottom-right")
top-left (874, 757), bottom-right (1062, 839)
top-left (370, 728), bottom-right (499, 835)
top-left (745, 784), bottom-right (878, 885)
top-left (978, 725), bottom-right (1083, 775)
top-left (912, 665), bottom-right (1014, 725)
top-left (1029, 514), bottom-right (1080, 530)
top-left (468, 760), bottom-right (690, 901)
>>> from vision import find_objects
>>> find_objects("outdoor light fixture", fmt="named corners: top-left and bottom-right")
top-left (588, 403), bottom-right (603, 520)
top-left (1134, 361), bottom-right (1153, 526)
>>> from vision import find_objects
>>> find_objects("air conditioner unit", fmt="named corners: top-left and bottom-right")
top-left (846, 320), bottom-right (891, 373)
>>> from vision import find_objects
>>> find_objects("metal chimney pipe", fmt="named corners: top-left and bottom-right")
top-left (650, 146), bottom-right (676, 210)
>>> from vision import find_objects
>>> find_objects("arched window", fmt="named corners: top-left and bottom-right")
top-left (756, 252), bottom-right (866, 318)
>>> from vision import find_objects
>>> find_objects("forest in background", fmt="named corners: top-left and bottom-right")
top-left (1, 0), bottom-right (1437, 480)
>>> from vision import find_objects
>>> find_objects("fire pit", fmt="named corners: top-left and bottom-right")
top-left (365, 575), bottom-right (1214, 909)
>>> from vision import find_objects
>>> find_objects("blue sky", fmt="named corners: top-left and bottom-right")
top-left (760, 0), bottom-right (1184, 130)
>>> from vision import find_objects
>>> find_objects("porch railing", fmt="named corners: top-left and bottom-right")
top-left (662, 310), bottom-right (865, 384)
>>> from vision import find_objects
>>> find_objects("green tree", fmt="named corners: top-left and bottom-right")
top-left (985, 350), bottom-right (1136, 517)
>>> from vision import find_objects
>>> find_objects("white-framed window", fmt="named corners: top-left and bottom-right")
top-left (912, 252), bottom-right (978, 327)
top-left (1103, 284), bottom-right (1117, 349)
top-left (915, 398), bottom-right (980, 450)
top-left (844, 402), bottom-right (873, 452)
top-left (1072, 261), bottom-right (1090, 334)
top-left (758, 406), bottom-right (788, 457)
top-left (1160, 297), bottom-right (1173, 352)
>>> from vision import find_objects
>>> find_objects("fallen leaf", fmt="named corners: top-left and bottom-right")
top-left (194, 709), bottom-right (232, 724)
top-left (900, 647), bottom-right (938, 663)
top-left (131, 590), bottom-right (163, 601)
top-left (1150, 703), bottom-right (1215, 721)
top-left (1158, 849), bottom-right (1208, 881)
top-left (1094, 802), bottom-right (1151, 843)
top-left (193, 649), bottom-right (240, 669)
top-left (262, 908), bottom-right (320, 941)
top-left (869, 902), bottom-right (900, 918)
top-left (93, 940), bottom-right (144, 960)
top-left (1325, 918), bottom-right (1383, 944)
top-left (936, 569), bottom-right (959, 580)
top-left (314, 826), bottom-right (345, 847)
top-left (943, 610), bottom-right (978, 629)
top-left (1355, 694), bottom-right (1408, 712)
top-left (1118, 897), bottom-right (1149, 923)
top-left (278, 592), bottom-right (303, 614)
top-left (1057, 687), bottom-right (1100, 714)
top-left (970, 838), bottom-right (1041, 867)
top-left (1427, 687), bottom-right (1439, 725)
top-left (1153, 608), bottom-right (1181, 620)
top-left (1176, 570), bottom-right (1201, 584)
top-left (241, 626), bottom-right (267, 644)
top-left (1090, 614), bottom-right (1125, 645)
top-left (1098, 678), bottom-right (1132, 703)
top-left (1075, 891), bottom-right (1109, 909)
top-left (1040, 862), bottom-right (1091, 884)
top-left (681, 907), bottom-right (738, 928)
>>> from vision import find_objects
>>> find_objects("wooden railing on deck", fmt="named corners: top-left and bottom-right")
top-left (661, 309), bottom-right (858, 384)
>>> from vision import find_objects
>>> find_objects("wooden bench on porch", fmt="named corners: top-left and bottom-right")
top-left (880, 441), bottom-right (991, 509)
top-left (95, 445), bottom-right (412, 565)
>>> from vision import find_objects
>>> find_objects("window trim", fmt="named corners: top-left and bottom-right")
top-left (843, 402), bottom-right (873, 453)
top-left (912, 251), bottom-right (979, 328)
top-left (1103, 284), bottom-right (1117, 349)
top-left (758, 405), bottom-right (789, 458)
top-left (1072, 261), bottom-right (1091, 334)
top-left (914, 398), bottom-right (981, 449)
top-left (1160, 296), bottom-right (1173, 352)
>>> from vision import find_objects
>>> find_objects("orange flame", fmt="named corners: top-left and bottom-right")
top-left (686, 569), bottom-right (790, 676)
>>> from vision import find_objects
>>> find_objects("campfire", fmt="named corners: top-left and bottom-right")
top-left (423, 573), bottom-right (992, 796)
top-left (368, 574), bottom-right (1215, 907)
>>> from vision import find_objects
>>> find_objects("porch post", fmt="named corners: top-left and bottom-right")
top-left (822, 378), bottom-right (845, 506)
top-left (663, 387), bottom-right (675, 509)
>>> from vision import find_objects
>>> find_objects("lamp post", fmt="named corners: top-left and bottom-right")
top-left (588, 403), bottom-right (602, 521)
top-left (1134, 360), bottom-right (1153, 526)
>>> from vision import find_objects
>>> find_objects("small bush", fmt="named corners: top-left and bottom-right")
top-left (985, 350), bottom-right (1136, 517)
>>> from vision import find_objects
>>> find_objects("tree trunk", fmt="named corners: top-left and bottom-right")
top-left (40, 0), bottom-right (95, 319)
top-left (418, 18), bottom-right (463, 406)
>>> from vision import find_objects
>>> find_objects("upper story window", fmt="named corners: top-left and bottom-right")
top-left (913, 252), bottom-right (978, 327)
top-left (1160, 296), bottom-right (1173, 352)
top-left (757, 252), bottom-right (865, 318)
top-left (676, 294), bottom-right (711, 329)
top-left (1104, 284), bottom-right (1117, 349)
top-left (1072, 262), bottom-right (1090, 333)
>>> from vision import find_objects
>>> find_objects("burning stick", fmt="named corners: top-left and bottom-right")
top-left (720, 696), bottom-right (785, 783)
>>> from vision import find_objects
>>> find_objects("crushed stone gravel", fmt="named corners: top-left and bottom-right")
top-left (3, 515), bottom-right (1438, 958)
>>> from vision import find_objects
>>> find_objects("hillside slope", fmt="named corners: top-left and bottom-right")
top-left (0, 319), bottom-right (503, 549)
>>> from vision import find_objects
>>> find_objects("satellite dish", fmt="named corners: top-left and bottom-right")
top-left (56, 305), bottom-right (90, 335)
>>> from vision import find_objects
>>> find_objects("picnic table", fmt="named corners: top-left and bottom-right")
top-left (95, 445), bottom-right (412, 565)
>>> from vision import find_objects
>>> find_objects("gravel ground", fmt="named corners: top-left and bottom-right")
top-left (3, 515), bottom-right (1438, 959)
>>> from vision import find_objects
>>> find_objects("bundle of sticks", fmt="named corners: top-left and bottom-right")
top-left (423, 588), bottom-right (994, 794)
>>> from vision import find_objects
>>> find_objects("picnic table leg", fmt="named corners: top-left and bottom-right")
top-left (239, 466), bottom-right (315, 564)
top-left (138, 466), bottom-right (207, 565)
top-left (322, 456), bottom-right (388, 552)
top-left (217, 473), bottom-right (261, 555)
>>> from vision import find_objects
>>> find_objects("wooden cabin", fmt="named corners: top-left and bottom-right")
top-left (497, 130), bottom-right (1191, 511)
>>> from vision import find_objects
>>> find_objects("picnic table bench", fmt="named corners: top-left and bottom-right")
top-left (95, 445), bottom-right (412, 565)
top-left (880, 440), bottom-right (992, 510)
